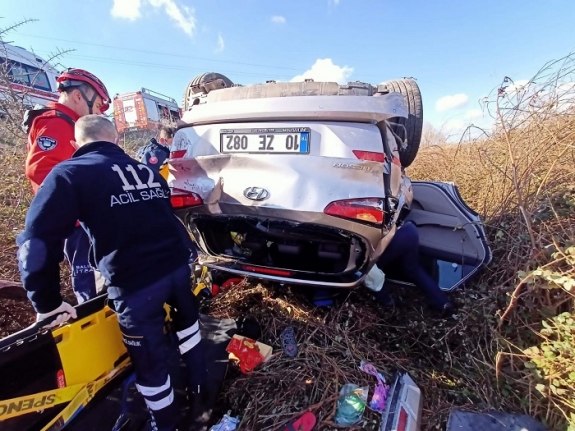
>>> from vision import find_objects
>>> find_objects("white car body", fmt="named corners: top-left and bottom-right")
top-left (169, 80), bottom-right (491, 291)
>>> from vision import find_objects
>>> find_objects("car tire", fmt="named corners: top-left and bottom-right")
top-left (381, 78), bottom-right (423, 167)
top-left (182, 72), bottom-right (234, 111)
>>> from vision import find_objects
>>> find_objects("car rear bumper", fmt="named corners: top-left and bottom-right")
top-left (198, 255), bottom-right (367, 288)
top-left (184, 214), bottom-right (380, 288)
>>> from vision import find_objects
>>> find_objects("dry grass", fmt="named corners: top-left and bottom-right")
top-left (1, 53), bottom-right (575, 430)
top-left (204, 280), bottom-right (505, 430)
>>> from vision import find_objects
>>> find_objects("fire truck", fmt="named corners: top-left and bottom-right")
top-left (113, 88), bottom-right (182, 134)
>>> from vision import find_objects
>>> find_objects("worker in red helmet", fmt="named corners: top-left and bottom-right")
top-left (22, 68), bottom-right (111, 304)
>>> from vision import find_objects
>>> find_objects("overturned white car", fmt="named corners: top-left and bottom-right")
top-left (168, 73), bottom-right (491, 291)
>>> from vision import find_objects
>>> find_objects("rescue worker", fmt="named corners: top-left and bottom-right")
top-left (22, 68), bottom-right (111, 303)
top-left (136, 126), bottom-right (175, 180)
top-left (17, 115), bottom-right (205, 431)
top-left (364, 221), bottom-right (455, 317)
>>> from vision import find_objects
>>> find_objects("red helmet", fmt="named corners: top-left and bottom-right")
top-left (57, 68), bottom-right (111, 113)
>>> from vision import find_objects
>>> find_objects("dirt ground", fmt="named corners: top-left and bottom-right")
top-left (0, 274), bottom-right (76, 339)
top-left (0, 271), bottom-right (501, 430)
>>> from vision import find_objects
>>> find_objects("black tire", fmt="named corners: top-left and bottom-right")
top-left (182, 72), bottom-right (234, 111)
top-left (381, 78), bottom-right (423, 167)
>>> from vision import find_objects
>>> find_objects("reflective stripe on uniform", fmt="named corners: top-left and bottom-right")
top-left (136, 375), bottom-right (170, 397)
top-left (176, 321), bottom-right (199, 340)
top-left (144, 389), bottom-right (174, 411)
top-left (179, 331), bottom-right (201, 355)
top-left (135, 375), bottom-right (174, 411)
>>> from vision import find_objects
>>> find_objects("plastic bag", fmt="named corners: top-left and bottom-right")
top-left (359, 361), bottom-right (390, 413)
top-left (334, 383), bottom-right (369, 426)
top-left (363, 266), bottom-right (385, 292)
top-left (209, 412), bottom-right (240, 431)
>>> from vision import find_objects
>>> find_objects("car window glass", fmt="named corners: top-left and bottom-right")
top-left (5, 60), bottom-right (52, 91)
top-left (9, 61), bottom-right (31, 85)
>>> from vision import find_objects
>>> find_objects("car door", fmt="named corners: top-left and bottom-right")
top-left (386, 181), bottom-right (492, 291)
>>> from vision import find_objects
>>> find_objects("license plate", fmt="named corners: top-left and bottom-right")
top-left (220, 128), bottom-right (310, 154)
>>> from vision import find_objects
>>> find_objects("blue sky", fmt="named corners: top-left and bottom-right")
top-left (3, 0), bottom-right (575, 137)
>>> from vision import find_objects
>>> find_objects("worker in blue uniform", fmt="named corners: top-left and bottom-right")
top-left (16, 115), bottom-right (203, 431)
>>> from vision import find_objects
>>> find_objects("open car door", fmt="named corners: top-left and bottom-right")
top-left (388, 181), bottom-right (492, 291)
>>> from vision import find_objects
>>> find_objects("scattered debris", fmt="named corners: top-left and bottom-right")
top-left (209, 411), bottom-right (241, 431)
top-left (334, 383), bottom-right (368, 426)
top-left (280, 326), bottom-right (298, 358)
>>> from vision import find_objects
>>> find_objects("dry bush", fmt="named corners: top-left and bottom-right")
top-left (410, 54), bottom-right (575, 430)
top-left (0, 145), bottom-right (30, 280)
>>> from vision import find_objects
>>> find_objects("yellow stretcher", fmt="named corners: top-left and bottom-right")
top-left (0, 295), bottom-right (129, 431)
top-left (0, 263), bottom-right (217, 431)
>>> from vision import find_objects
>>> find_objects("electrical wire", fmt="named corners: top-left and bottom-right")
top-left (31, 49), bottom-right (295, 81)
top-left (16, 33), bottom-right (302, 72)
top-left (15, 32), bottom-right (403, 83)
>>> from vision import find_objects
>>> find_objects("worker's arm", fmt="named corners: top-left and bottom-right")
top-left (16, 167), bottom-right (80, 313)
top-left (25, 117), bottom-right (76, 191)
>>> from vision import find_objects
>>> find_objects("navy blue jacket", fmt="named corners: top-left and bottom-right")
top-left (135, 138), bottom-right (170, 173)
top-left (17, 141), bottom-right (194, 313)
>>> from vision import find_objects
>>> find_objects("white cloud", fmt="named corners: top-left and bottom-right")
top-left (111, 0), bottom-right (142, 20)
top-left (437, 108), bottom-right (494, 141)
top-left (215, 32), bottom-right (225, 53)
top-left (291, 58), bottom-right (353, 85)
top-left (111, 0), bottom-right (196, 36)
top-left (555, 81), bottom-right (575, 110)
top-left (528, 81), bottom-right (575, 112)
top-left (148, 0), bottom-right (196, 36)
top-left (435, 93), bottom-right (469, 112)
top-left (330, 0), bottom-right (341, 5)
top-left (271, 15), bottom-right (286, 24)
top-left (503, 79), bottom-right (530, 96)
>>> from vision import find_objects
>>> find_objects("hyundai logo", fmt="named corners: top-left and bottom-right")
top-left (243, 186), bottom-right (270, 201)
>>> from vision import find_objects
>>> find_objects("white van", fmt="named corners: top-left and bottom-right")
top-left (0, 42), bottom-right (59, 108)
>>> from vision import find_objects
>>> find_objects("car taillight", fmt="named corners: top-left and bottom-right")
top-left (352, 150), bottom-right (385, 162)
top-left (170, 188), bottom-right (203, 209)
top-left (241, 265), bottom-right (293, 277)
top-left (170, 150), bottom-right (186, 159)
top-left (324, 198), bottom-right (385, 225)
top-left (397, 406), bottom-right (408, 431)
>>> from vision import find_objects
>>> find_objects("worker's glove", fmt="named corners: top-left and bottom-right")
top-left (363, 265), bottom-right (385, 292)
top-left (36, 301), bottom-right (78, 328)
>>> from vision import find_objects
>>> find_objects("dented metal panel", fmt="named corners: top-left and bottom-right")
top-left (180, 94), bottom-right (408, 126)
top-left (206, 81), bottom-right (341, 102)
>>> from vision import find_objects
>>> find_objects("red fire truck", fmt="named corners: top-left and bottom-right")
top-left (113, 87), bottom-right (181, 134)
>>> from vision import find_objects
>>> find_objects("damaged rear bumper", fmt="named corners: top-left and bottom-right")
top-left (188, 215), bottom-right (375, 288)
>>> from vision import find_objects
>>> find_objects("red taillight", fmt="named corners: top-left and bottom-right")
top-left (170, 150), bottom-right (186, 159)
top-left (397, 406), bottom-right (408, 431)
top-left (324, 198), bottom-right (385, 225)
top-left (170, 188), bottom-right (203, 209)
top-left (242, 265), bottom-right (293, 277)
top-left (352, 150), bottom-right (385, 162)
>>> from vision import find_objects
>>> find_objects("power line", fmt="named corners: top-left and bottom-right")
top-left (15, 32), bottom-right (402, 83)
top-left (32, 50), bottom-right (295, 82)
top-left (18, 33), bottom-right (422, 86)
top-left (16, 32), bottom-right (303, 72)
